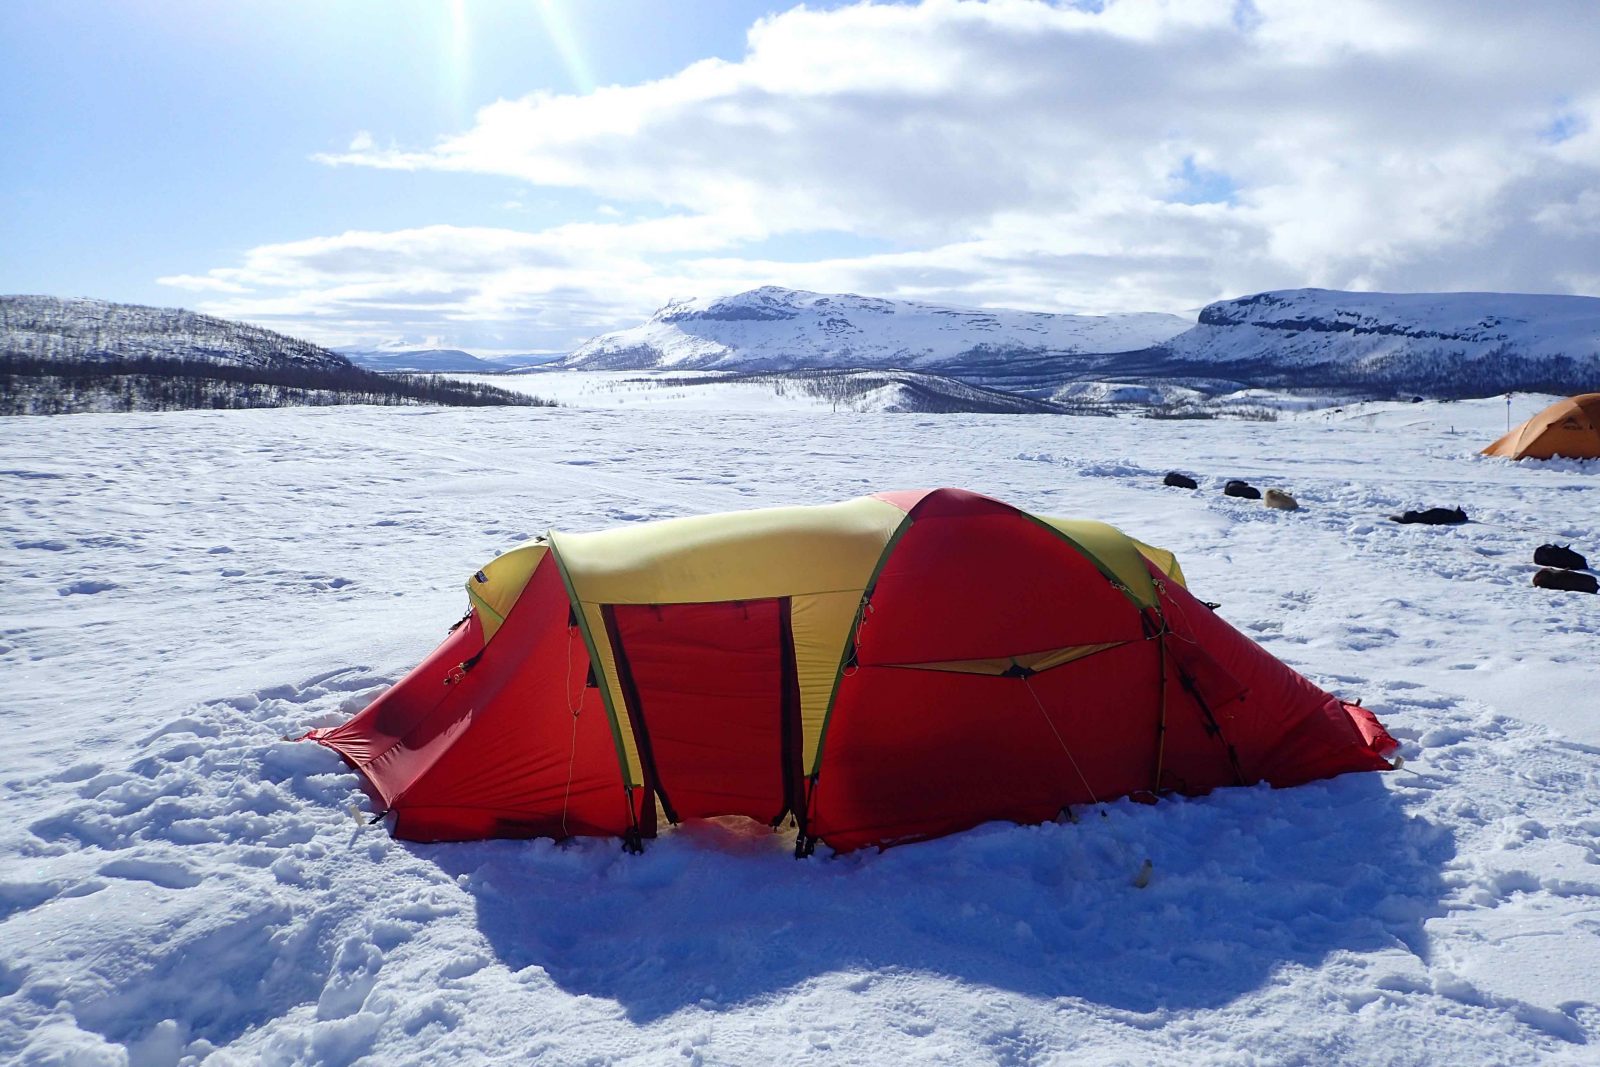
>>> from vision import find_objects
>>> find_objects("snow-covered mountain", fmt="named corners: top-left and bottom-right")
top-left (565, 286), bottom-right (1192, 373)
top-left (1138, 289), bottom-right (1600, 395)
top-left (336, 345), bottom-right (499, 373)
top-left (1, 296), bottom-right (542, 415)
top-left (566, 286), bottom-right (1600, 399)
top-left (1, 295), bottom-right (350, 370)
top-left (488, 352), bottom-right (569, 371)
top-left (338, 345), bottom-right (564, 373)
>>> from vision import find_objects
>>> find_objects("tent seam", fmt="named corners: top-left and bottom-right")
top-left (547, 532), bottom-right (639, 792)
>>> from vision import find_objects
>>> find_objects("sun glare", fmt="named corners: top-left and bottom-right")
top-left (535, 0), bottom-right (596, 94)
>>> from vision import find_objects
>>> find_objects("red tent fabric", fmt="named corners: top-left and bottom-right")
top-left (312, 555), bottom-right (643, 841)
top-left (309, 489), bottom-right (1395, 852)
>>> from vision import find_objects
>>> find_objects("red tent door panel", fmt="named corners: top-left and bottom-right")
top-left (605, 599), bottom-right (798, 825)
top-left (810, 498), bottom-right (1155, 851)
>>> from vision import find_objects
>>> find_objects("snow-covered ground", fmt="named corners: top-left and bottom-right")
top-left (3, 398), bottom-right (1598, 1065)
top-left (455, 370), bottom-right (861, 411)
top-left (1289, 392), bottom-right (1564, 432)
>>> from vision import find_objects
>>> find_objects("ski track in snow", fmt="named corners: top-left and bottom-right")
top-left (2, 401), bottom-right (1598, 1065)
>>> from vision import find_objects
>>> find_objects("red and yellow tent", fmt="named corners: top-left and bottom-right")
top-left (309, 488), bottom-right (1393, 853)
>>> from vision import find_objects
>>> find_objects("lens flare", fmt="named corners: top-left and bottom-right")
top-left (535, 0), bottom-right (596, 94)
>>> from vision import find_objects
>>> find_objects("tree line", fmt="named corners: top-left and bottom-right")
top-left (0, 354), bottom-right (554, 416)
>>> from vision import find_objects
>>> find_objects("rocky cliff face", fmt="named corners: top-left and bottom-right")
top-left (1146, 289), bottom-right (1600, 394)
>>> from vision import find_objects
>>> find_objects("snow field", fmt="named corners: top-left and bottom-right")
top-left (454, 370), bottom-right (928, 413)
top-left (2, 400), bottom-right (1598, 1065)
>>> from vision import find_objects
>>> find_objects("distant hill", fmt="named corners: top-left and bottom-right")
top-left (1117, 289), bottom-right (1600, 397)
top-left (336, 345), bottom-right (564, 373)
top-left (336, 345), bottom-right (501, 373)
top-left (2, 295), bottom-right (348, 370)
top-left (1, 295), bottom-right (547, 415)
top-left (564, 286), bottom-right (1192, 376)
top-left (488, 352), bottom-right (568, 371)
top-left (564, 285), bottom-right (1600, 400)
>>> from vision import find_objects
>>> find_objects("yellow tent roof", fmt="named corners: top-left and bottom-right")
top-left (464, 490), bottom-right (1185, 785)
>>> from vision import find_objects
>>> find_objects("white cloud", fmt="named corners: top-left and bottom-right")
top-left (172, 0), bottom-right (1600, 349)
top-left (1534, 188), bottom-right (1600, 236)
top-left (155, 274), bottom-right (251, 294)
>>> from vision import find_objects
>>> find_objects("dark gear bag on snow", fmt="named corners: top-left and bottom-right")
top-left (1534, 544), bottom-right (1588, 571)
top-left (1391, 506), bottom-right (1467, 525)
top-left (1533, 568), bottom-right (1598, 594)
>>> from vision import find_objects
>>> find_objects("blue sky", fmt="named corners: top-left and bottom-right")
top-left (3, 1), bottom-right (1598, 353)
top-left (1, 2), bottom-right (782, 316)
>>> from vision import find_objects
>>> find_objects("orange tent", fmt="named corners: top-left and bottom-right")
top-left (1483, 393), bottom-right (1600, 460)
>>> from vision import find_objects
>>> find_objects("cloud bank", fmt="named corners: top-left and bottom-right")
top-left (168, 0), bottom-right (1600, 351)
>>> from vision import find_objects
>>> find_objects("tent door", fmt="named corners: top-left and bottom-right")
top-left (603, 598), bottom-right (802, 828)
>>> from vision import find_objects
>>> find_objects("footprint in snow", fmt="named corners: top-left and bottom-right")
top-left (137, 716), bottom-right (223, 745)
top-left (49, 761), bottom-right (104, 786)
top-left (0, 881), bottom-right (61, 922)
top-left (99, 857), bottom-right (203, 890)
top-left (57, 579), bottom-right (118, 596)
top-left (317, 937), bottom-right (385, 1021)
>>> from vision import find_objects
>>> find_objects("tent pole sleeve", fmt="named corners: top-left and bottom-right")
top-left (547, 535), bottom-right (639, 791)
top-left (1177, 665), bottom-right (1248, 786)
top-left (465, 584), bottom-right (505, 632)
top-left (775, 597), bottom-right (805, 832)
top-left (601, 604), bottom-right (679, 826)
top-left (809, 511), bottom-right (917, 779)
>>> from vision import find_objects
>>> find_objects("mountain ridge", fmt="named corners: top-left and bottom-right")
top-left (1, 294), bottom-right (350, 370)
top-left (565, 285), bottom-right (1600, 398)
top-left (1135, 288), bottom-right (1600, 395)
top-left (0, 295), bottom-right (544, 415)
top-left (564, 286), bottom-right (1193, 373)
top-left (336, 345), bottom-right (562, 373)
